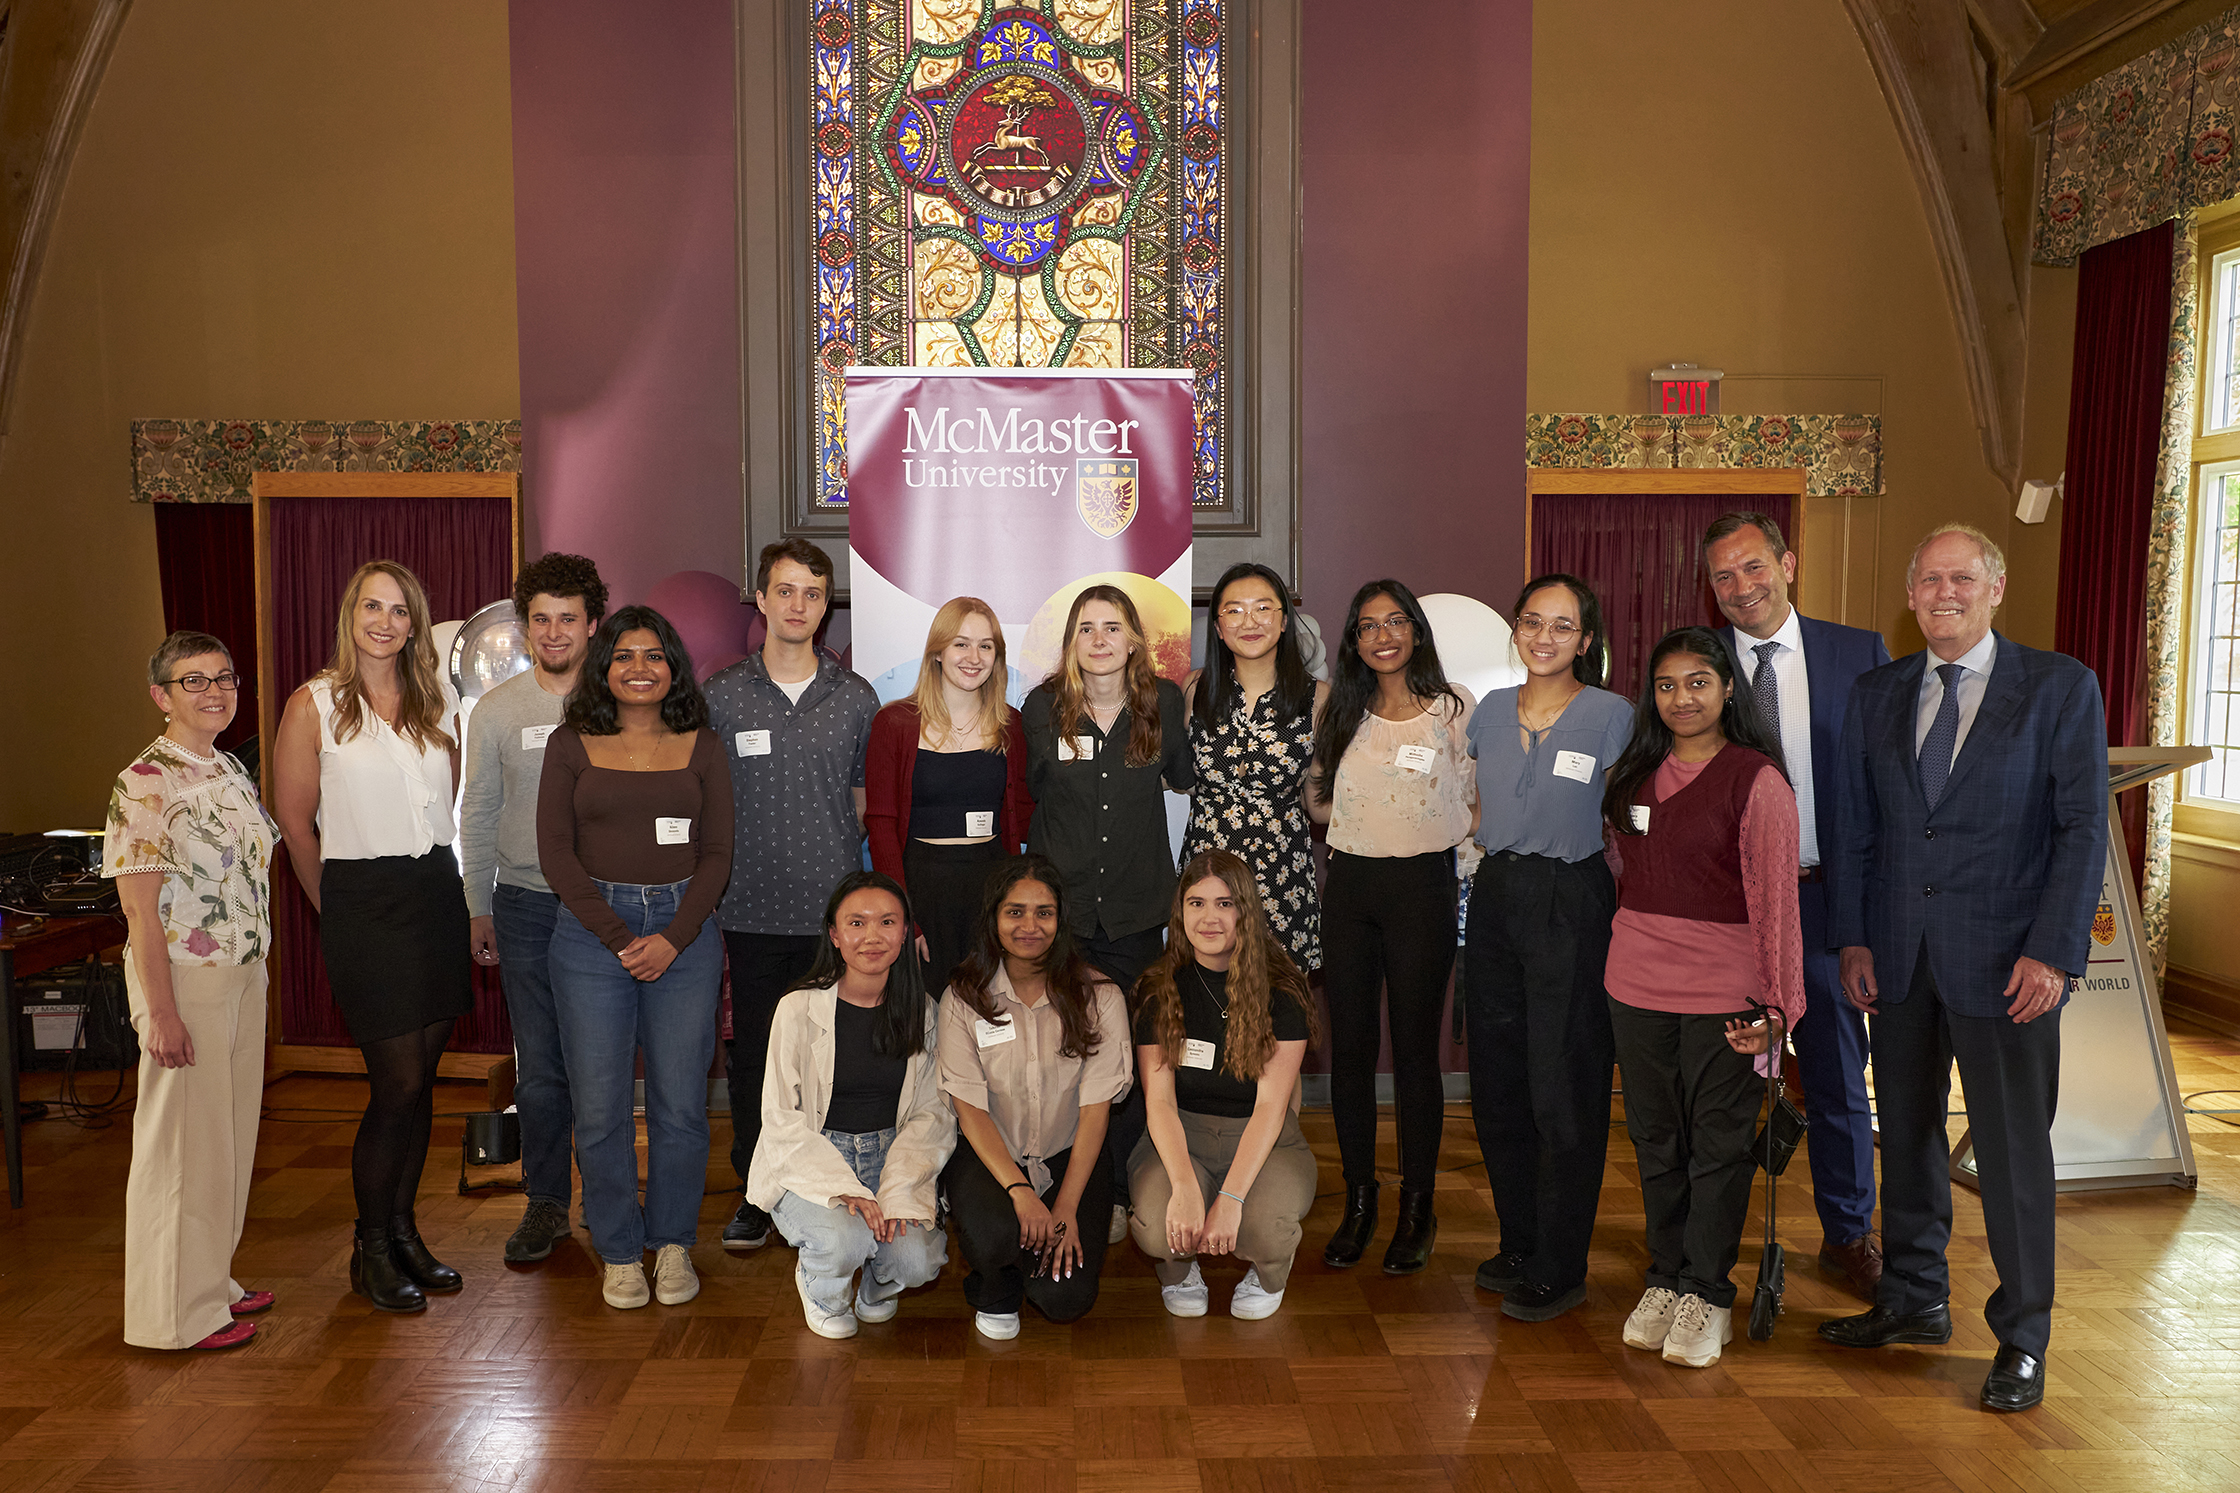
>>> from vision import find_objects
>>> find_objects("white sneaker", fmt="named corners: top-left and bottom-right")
top-left (1160, 1260), bottom-right (1209, 1318)
top-left (602, 1261), bottom-right (650, 1310)
top-left (975, 1311), bottom-right (1022, 1340)
top-left (1230, 1267), bottom-right (1284, 1320)
top-left (1661, 1293), bottom-right (1733, 1368)
top-left (1109, 1204), bottom-right (1130, 1245)
top-left (795, 1268), bottom-right (858, 1339)
top-left (853, 1281), bottom-right (900, 1324)
top-left (1622, 1286), bottom-right (1681, 1351)
top-left (652, 1244), bottom-right (699, 1306)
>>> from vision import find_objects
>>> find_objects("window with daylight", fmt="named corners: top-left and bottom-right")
top-left (812, 0), bottom-right (1227, 510)
top-left (2209, 248), bottom-right (2240, 434)
top-left (2188, 460), bottom-right (2240, 807)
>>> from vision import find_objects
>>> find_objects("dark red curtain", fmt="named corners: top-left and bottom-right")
top-left (1531, 491), bottom-right (1793, 700)
top-left (2056, 218), bottom-right (2172, 889)
top-left (267, 495), bottom-right (517, 1052)
top-left (152, 504), bottom-right (259, 755)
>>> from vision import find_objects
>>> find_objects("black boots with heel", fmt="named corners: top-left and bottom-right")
top-left (1322, 1182), bottom-right (1380, 1268)
top-left (389, 1213), bottom-right (463, 1292)
top-left (350, 1223), bottom-right (428, 1313)
top-left (1381, 1188), bottom-right (1438, 1275)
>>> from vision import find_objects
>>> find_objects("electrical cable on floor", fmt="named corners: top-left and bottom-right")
top-left (2182, 1089), bottom-right (2240, 1127)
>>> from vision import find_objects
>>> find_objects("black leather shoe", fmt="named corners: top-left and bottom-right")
top-left (723, 1199), bottom-right (772, 1252)
top-left (350, 1225), bottom-right (427, 1313)
top-left (1499, 1280), bottom-right (1586, 1322)
top-left (1322, 1183), bottom-right (1380, 1268)
top-left (1380, 1188), bottom-right (1437, 1275)
top-left (1475, 1251), bottom-right (1530, 1293)
top-left (1980, 1344), bottom-right (2045, 1411)
top-left (389, 1214), bottom-right (463, 1292)
top-left (1817, 1302), bottom-right (1952, 1348)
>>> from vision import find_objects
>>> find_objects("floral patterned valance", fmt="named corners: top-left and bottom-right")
top-left (130, 419), bottom-right (523, 503)
top-left (2034, 7), bottom-right (2240, 266)
top-left (1524, 414), bottom-right (1882, 496)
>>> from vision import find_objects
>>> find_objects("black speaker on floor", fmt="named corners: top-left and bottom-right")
top-left (18, 960), bottom-right (136, 1072)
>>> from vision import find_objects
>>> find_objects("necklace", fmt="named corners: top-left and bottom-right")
top-left (1518, 683), bottom-right (1580, 735)
top-left (621, 730), bottom-right (664, 770)
top-left (1191, 963), bottom-right (1228, 1021)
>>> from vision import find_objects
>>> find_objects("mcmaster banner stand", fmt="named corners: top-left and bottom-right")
top-left (1951, 746), bottom-right (2208, 1194)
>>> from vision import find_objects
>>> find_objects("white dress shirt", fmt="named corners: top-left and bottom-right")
top-left (1737, 608), bottom-right (1818, 868)
top-left (1913, 629), bottom-right (1999, 768)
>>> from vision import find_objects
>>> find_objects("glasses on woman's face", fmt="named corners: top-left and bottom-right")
top-left (1354, 616), bottom-right (1413, 642)
top-left (1218, 601), bottom-right (1281, 625)
top-left (1513, 616), bottom-right (1579, 642)
top-left (164, 672), bottom-right (243, 693)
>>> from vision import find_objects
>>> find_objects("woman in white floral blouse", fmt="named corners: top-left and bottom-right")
top-left (101, 630), bottom-right (279, 1351)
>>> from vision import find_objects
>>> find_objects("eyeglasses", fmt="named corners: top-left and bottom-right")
top-left (1513, 616), bottom-right (1580, 641)
top-left (163, 672), bottom-right (243, 693)
top-left (1217, 602), bottom-right (1282, 624)
top-left (1354, 617), bottom-right (1414, 642)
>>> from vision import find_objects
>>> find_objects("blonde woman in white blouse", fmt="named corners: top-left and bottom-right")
top-left (1306, 579), bottom-right (1477, 1277)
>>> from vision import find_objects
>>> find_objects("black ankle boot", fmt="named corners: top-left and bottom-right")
top-left (389, 1214), bottom-right (463, 1292)
top-left (351, 1224), bottom-right (428, 1313)
top-left (1322, 1183), bottom-right (1381, 1268)
top-left (1381, 1188), bottom-right (1438, 1275)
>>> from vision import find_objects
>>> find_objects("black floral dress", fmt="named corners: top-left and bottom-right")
top-left (1180, 689), bottom-right (1322, 971)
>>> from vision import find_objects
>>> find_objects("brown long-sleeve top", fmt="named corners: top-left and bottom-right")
top-left (535, 725), bottom-right (735, 953)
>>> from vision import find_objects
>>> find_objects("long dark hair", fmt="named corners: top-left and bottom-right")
top-left (1310, 578), bottom-right (1462, 802)
top-left (565, 604), bottom-right (710, 736)
top-left (948, 855), bottom-right (1106, 1060)
top-left (1046, 584), bottom-right (1163, 766)
top-left (1601, 626), bottom-right (1787, 835)
top-left (1136, 850), bottom-right (1321, 1081)
top-left (1512, 572), bottom-right (1608, 688)
top-left (1195, 562), bottom-right (1313, 730)
top-left (788, 871), bottom-right (930, 1059)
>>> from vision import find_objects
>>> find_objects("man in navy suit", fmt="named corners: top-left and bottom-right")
top-left (1703, 512), bottom-right (1889, 1301)
top-left (1822, 524), bottom-right (2106, 1413)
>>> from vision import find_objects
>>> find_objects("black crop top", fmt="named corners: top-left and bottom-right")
top-left (909, 747), bottom-right (1007, 839)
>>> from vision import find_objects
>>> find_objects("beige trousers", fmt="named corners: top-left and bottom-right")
top-left (1127, 1109), bottom-right (1320, 1292)
top-left (123, 957), bottom-right (267, 1349)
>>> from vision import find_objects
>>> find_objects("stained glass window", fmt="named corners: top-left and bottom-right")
top-left (813, 0), bottom-right (1226, 509)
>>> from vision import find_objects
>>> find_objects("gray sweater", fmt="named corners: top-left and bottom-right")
top-left (458, 668), bottom-right (569, 915)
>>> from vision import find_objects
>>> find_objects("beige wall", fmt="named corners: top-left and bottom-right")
top-left (0, 0), bottom-right (518, 830)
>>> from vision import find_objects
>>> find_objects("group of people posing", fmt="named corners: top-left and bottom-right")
top-left (103, 512), bottom-right (2105, 1414)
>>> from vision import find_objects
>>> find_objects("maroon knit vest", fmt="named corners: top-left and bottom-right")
top-left (1618, 744), bottom-right (1773, 926)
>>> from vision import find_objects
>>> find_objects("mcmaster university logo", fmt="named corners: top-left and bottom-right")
top-left (1076, 459), bottom-right (1138, 538)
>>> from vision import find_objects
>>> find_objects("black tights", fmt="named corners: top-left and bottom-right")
top-left (352, 1017), bottom-right (455, 1235)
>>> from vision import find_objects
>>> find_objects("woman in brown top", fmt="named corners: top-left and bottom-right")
top-left (538, 605), bottom-right (734, 1312)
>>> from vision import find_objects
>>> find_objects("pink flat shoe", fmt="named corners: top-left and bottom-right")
top-left (192, 1320), bottom-right (256, 1350)
top-left (229, 1290), bottom-right (275, 1316)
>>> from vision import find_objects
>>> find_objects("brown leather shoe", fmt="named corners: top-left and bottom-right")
top-left (1818, 1234), bottom-right (1884, 1300)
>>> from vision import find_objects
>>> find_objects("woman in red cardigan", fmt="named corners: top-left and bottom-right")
top-left (864, 596), bottom-right (1035, 997)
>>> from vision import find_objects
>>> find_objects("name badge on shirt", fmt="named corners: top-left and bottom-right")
top-left (1058, 734), bottom-right (1098, 762)
top-left (521, 724), bottom-right (556, 751)
top-left (655, 817), bottom-right (692, 845)
top-left (974, 1018), bottom-right (1016, 1049)
top-left (966, 810), bottom-right (995, 837)
top-left (735, 730), bottom-right (772, 757)
top-left (1394, 743), bottom-right (1436, 773)
top-left (1630, 805), bottom-right (1651, 833)
top-left (1552, 750), bottom-right (1595, 784)
top-left (1181, 1038), bottom-right (1218, 1071)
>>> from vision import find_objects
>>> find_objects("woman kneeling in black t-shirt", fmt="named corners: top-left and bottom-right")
top-left (1130, 849), bottom-right (1323, 1319)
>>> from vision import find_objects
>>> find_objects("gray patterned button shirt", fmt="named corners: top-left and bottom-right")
top-left (705, 653), bottom-right (878, 936)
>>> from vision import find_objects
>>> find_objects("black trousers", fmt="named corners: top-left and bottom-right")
top-left (1322, 849), bottom-right (1458, 1190)
top-left (1085, 923), bottom-right (1165, 1204)
top-left (721, 931), bottom-right (822, 1186)
top-left (1463, 851), bottom-right (1616, 1291)
top-left (1874, 948), bottom-right (2062, 1358)
top-left (1609, 999), bottom-right (1764, 1308)
top-left (904, 838), bottom-right (1008, 999)
top-left (944, 1140), bottom-right (1112, 1320)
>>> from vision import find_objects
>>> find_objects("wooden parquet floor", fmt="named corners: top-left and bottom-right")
top-left (2, 1022), bottom-right (2238, 1492)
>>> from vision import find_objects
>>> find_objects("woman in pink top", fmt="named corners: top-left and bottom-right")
top-left (1599, 626), bottom-right (1803, 1372)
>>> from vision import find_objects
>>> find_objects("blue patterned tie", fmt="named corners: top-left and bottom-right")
top-left (1752, 641), bottom-right (1781, 750)
top-left (1918, 662), bottom-right (1964, 810)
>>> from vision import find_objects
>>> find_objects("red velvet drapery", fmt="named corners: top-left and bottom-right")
top-left (152, 504), bottom-right (259, 755)
top-left (1530, 491), bottom-right (1794, 699)
top-left (2056, 218), bottom-right (2172, 887)
top-left (266, 494), bottom-right (517, 1051)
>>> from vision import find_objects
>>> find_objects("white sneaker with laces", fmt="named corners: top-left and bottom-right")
top-left (854, 1280), bottom-right (900, 1324)
top-left (1160, 1260), bottom-right (1209, 1318)
top-left (1230, 1267), bottom-right (1284, 1320)
top-left (1109, 1204), bottom-right (1130, 1245)
top-left (1622, 1286), bottom-right (1681, 1351)
top-left (975, 1311), bottom-right (1022, 1340)
top-left (652, 1244), bottom-right (699, 1306)
top-left (1660, 1293), bottom-right (1733, 1368)
top-left (602, 1261), bottom-right (650, 1310)
top-left (795, 1268), bottom-right (859, 1339)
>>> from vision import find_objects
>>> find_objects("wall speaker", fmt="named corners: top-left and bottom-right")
top-left (2016, 477), bottom-right (2060, 524)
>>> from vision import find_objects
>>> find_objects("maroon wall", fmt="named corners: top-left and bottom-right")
top-left (1298, 1), bottom-right (1532, 618)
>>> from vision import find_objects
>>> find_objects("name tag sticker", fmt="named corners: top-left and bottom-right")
top-left (1058, 734), bottom-right (1098, 762)
top-left (1630, 805), bottom-right (1652, 833)
top-left (735, 729), bottom-right (772, 757)
top-left (966, 810), bottom-right (995, 837)
top-left (1553, 750), bottom-right (1595, 783)
top-left (974, 1018), bottom-right (1016, 1049)
top-left (1181, 1038), bottom-right (1218, 1071)
top-left (521, 724), bottom-right (556, 751)
top-left (655, 817), bottom-right (691, 845)
top-left (1394, 743), bottom-right (1437, 773)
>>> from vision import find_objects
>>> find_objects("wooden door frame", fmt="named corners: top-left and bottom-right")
top-left (1523, 467), bottom-right (1811, 606)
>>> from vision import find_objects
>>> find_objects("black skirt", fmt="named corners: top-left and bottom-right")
top-left (319, 845), bottom-right (475, 1045)
top-left (904, 837), bottom-right (1009, 1000)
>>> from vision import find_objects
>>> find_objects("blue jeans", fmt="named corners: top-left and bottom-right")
top-left (772, 1126), bottom-right (947, 1314)
top-left (550, 878), bottom-right (723, 1262)
top-left (493, 884), bottom-right (570, 1206)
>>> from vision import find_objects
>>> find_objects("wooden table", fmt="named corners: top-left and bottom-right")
top-left (0, 913), bottom-right (128, 1207)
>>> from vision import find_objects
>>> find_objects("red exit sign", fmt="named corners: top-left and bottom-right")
top-left (1649, 366), bottom-right (1723, 415)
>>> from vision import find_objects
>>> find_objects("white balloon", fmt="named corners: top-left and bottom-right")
top-left (1418, 593), bottom-right (1525, 702)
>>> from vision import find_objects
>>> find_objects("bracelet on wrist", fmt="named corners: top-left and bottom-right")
top-left (1006, 1181), bottom-right (1034, 1195)
top-left (1219, 1189), bottom-right (1247, 1205)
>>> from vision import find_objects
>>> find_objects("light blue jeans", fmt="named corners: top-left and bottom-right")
top-left (773, 1126), bottom-right (947, 1314)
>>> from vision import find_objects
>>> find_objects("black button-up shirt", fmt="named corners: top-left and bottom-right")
top-left (1023, 677), bottom-right (1194, 939)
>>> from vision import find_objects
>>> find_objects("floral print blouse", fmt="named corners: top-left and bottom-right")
top-left (101, 738), bottom-right (278, 966)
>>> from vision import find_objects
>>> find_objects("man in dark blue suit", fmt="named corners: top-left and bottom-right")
top-left (1822, 525), bottom-right (2106, 1413)
top-left (1703, 512), bottom-right (1890, 1302)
